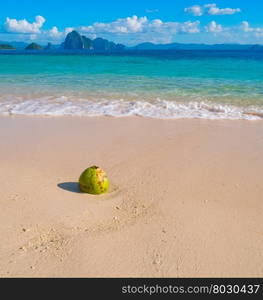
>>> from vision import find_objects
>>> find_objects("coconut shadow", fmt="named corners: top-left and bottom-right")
top-left (57, 182), bottom-right (81, 193)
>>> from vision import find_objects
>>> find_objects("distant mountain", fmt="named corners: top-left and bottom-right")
top-left (0, 44), bottom-right (15, 50)
top-left (82, 36), bottom-right (92, 49)
top-left (92, 37), bottom-right (117, 51)
top-left (25, 43), bottom-right (43, 50)
top-left (0, 41), bottom-right (27, 49)
top-left (1, 32), bottom-right (262, 54)
top-left (64, 31), bottom-right (85, 49)
top-left (62, 30), bottom-right (125, 51)
top-left (130, 42), bottom-right (263, 51)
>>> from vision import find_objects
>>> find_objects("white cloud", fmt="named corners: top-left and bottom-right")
top-left (3, 14), bottom-right (263, 46)
top-left (178, 21), bottom-right (200, 33)
top-left (184, 5), bottom-right (203, 16)
top-left (203, 20), bottom-right (263, 40)
top-left (240, 21), bottom-right (263, 33)
top-left (205, 21), bottom-right (223, 33)
top-left (40, 27), bottom-right (75, 41)
top-left (65, 27), bottom-right (74, 34)
top-left (241, 21), bottom-right (251, 32)
top-left (47, 26), bottom-right (62, 38)
top-left (80, 16), bottom-right (148, 34)
top-left (4, 15), bottom-right (46, 33)
top-left (206, 3), bottom-right (241, 15)
top-left (79, 15), bottom-right (200, 35)
top-left (185, 4), bottom-right (241, 16)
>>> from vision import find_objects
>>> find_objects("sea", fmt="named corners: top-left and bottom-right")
top-left (0, 50), bottom-right (263, 120)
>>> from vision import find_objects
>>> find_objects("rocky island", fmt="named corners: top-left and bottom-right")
top-left (62, 30), bottom-right (125, 51)
top-left (25, 43), bottom-right (43, 50)
top-left (0, 44), bottom-right (15, 50)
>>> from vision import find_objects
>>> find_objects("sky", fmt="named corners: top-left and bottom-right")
top-left (0, 0), bottom-right (263, 45)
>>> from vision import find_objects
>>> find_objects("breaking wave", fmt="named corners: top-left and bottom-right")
top-left (0, 95), bottom-right (263, 120)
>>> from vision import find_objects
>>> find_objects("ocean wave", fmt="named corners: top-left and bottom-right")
top-left (0, 95), bottom-right (263, 120)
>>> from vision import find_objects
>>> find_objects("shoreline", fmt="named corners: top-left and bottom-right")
top-left (1, 115), bottom-right (263, 277)
top-left (1, 98), bottom-right (263, 120)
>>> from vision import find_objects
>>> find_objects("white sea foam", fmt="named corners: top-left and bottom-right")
top-left (0, 95), bottom-right (263, 120)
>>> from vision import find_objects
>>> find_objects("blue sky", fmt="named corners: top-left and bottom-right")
top-left (1, 0), bottom-right (263, 45)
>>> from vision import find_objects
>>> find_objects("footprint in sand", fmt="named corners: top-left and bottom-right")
top-left (18, 228), bottom-right (71, 260)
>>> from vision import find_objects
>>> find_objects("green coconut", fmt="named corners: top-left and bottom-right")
top-left (79, 166), bottom-right (109, 194)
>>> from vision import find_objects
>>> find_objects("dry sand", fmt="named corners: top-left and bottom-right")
top-left (0, 115), bottom-right (263, 277)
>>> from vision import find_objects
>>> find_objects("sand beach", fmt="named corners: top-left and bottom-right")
top-left (0, 115), bottom-right (263, 277)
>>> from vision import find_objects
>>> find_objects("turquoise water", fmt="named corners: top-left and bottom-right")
top-left (0, 52), bottom-right (263, 119)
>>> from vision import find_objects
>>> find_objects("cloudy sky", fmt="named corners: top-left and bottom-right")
top-left (0, 0), bottom-right (263, 45)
